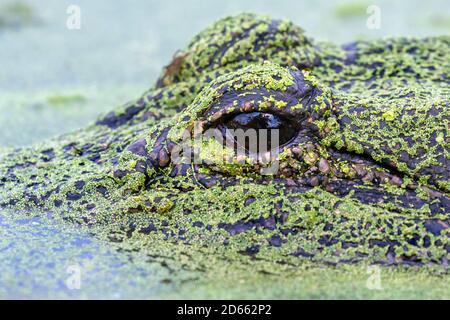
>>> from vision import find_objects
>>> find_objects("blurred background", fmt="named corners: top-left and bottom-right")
top-left (2, 0), bottom-right (450, 91)
top-left (0, 0), bottom-right (449, 146)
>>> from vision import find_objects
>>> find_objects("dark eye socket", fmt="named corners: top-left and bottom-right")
top-left (219, 112), bottom-right (298, 151)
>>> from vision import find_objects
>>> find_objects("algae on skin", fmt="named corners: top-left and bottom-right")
top-left (0, 13), bottom-right (449, 284)
top-left (0, 1), bottom-right (37, 29)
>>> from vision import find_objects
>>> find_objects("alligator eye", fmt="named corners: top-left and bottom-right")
top-left (219, 112), bottom-right (298, 152)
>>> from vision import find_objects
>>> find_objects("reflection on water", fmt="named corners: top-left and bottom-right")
top-left (1, 0), bottom-right (449, 299)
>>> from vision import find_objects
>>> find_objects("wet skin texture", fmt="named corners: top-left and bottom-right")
top-left (1, 14), bottom-right (449, 266)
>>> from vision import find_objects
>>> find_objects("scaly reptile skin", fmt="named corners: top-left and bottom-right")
top-left (1, 14), bottom-right (449, 266)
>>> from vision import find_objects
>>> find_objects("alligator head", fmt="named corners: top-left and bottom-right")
top-left (1, 13), bottom-right (449, 266)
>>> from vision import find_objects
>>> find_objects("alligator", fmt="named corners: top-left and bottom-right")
top-left (1, 13), bottom-right (449, 266)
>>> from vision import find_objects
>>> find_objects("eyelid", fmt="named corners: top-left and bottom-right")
top-left (202, 90), bottom-right (271, 116)
top-left (206, 110), bottom-right (300, 150)
top-left (204, 98), bottom-right (303, 127)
